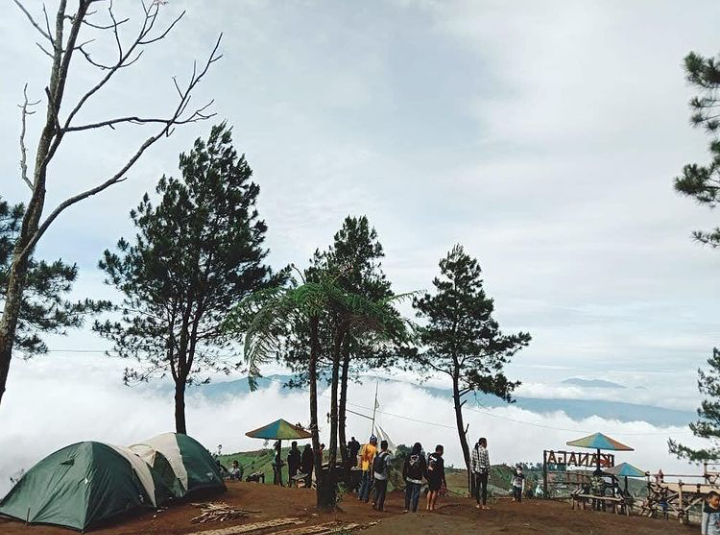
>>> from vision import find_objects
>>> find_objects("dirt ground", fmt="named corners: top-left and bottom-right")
top-left (0, 481), bottom-right (695, 535)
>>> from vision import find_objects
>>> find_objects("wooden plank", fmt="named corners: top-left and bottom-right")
top-left (272, 523), bottom-right (371, 535)
top-left (186, 517), bottom-right (304, 535)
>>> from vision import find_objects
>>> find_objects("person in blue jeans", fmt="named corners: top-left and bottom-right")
top-left (402, 442), bottom-right (426, 513)
top-left (372, 440), bottom-right (392, 511)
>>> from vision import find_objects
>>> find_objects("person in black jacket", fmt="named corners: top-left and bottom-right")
top-left (301, 444), bottom-right (314, 488)
top-left (426, 445), bottom-right (446, 511)
top-left (287, 441), bottom-right (302, 486)
top-left (402, 442), bottom-right (426, 513)
top-left (348, 436), bottom-right (361, 467)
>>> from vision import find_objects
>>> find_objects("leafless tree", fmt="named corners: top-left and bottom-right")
top-left (0, 0), bottom-right (222, 408)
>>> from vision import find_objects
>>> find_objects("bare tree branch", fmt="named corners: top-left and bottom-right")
top-left (44, 3), bottom-right (188, 167)
top-left (20, 33), bottom-right (224, 261)
top-left (12, 0), bottom-right (54, 43)
top-left (63, 100), bottom-right (216, 132)
top-left (18, 84), bottom-right (40, 191)
top-left (35, 42), bottom-right (54, 59)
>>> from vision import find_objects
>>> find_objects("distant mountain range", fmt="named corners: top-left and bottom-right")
top-left (561, 378), bottom-right (626, 389)
top-left (180, 374), bottom-right (694, 428)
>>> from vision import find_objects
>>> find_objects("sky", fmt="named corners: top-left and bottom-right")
top-left (1, 0), bottom-right (720, 494)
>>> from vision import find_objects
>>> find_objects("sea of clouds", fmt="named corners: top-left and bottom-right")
top-left (0, 354), bottom-right (707, 498)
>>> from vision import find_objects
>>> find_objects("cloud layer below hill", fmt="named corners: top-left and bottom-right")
top-left (0, 355), bottom-right (705, 497)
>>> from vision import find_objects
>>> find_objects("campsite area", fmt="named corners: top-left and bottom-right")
top-left (0, 481), bottom-right (695, 535)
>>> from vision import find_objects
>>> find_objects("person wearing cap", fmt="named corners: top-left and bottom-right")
top-left (358, 435), bottom-right (378, 503)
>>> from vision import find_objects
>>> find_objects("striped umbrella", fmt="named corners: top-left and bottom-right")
top-left (245, 419), bottom-right (312, 440)
top-left (246, 419), bottom-right (312, 487)
top-left (566, 433), bottom-right (633, 473)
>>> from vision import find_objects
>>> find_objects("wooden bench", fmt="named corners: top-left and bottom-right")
top-left (571, 493), bottom-right (630, 516)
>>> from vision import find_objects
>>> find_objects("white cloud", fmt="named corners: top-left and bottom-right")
top-left (0, 356), bottom-right (706, 497)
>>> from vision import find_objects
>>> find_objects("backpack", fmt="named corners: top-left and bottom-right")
top-left (406, 454), bottom-right (423, 480)
top-left (373, 451), bottom-right (389, 475)
top-left (427, 453), bottom-right (437, 473)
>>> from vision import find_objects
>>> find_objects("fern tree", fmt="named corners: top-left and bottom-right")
top-left (413, 244), bottom-right (531, 494)
top-left (224, 277), bottom-right (410, 509)
top-left (282, 216), bottom-right (395, 464)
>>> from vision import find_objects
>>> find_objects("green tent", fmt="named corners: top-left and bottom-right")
top-left (0, 442), bottom-right (170, 531)
top-left (129, 443), bottom-right (185, 499)
top-left (133, 433), bottom-right (225, 497)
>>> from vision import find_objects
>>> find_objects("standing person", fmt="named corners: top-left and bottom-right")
top-left (301, 444), bottom-right (314, 488)
top-left (358, 435), bottom-right (378, 503)
top-left (426, 445), bottom-right (446, 512)
top-left (471, 437), bottom-right (490, 510)
top-left (272, 440), bottom-right (285, 486)
top-left (287, 441), bottom-right (302, 486)
top-left (512, 465), bottom-right (526, 502)
top-left (403, 442), bottom-right (426, 513)
top-left (704, 491), bottom-right (720, 535)
top-left (372, 440), bottom-right (392, 511)
top-left (348, 436), bottom-right (361, 467)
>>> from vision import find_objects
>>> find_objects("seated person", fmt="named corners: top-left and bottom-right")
top-left (229, 460), bottom-right (244, 481)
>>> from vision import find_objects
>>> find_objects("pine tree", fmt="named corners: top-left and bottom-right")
top-left (413, 244), bottom-right (531, 494)
top-left (0, 197), bottom-right (108, 363)
top-left (670, 349), bottom-right (720, 461)
top-left (95, 124), bottom-right (282, 434)
top-left (669, 51), bottom-right (720, 460)
top-left (674, 51), bottom-right (720, 247)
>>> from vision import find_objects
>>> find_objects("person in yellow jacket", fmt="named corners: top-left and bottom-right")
top-left (358, 435), bottom-right (378, 502)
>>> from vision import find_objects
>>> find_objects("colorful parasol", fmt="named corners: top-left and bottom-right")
top-left (245, 419), bottom-right (312, 440)
top-left (566, 433), bottom-right (633, 473)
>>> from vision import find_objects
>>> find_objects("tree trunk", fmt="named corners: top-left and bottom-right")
top-left (338, 346), bottom-right (351, 465)
top-left (175, 379), bottom-right (187, 434)
top-left (308, 316), bottom-right (326, 508)
top-left (0, 216), bottom-right (39, 408)
top-left (326, 331), bottom-right (344, 497)
top-left (452, 372), bottom-right (472, 496)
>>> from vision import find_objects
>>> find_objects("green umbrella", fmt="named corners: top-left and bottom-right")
top-left (606, 462), bottom-right (646, 495)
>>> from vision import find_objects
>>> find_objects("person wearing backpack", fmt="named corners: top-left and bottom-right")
top-left (358, 435), bottom-right (378, 502)
top-left (372, 440), bottom-right (392, 511)
top-left (426, 444), bottom-right (446, 511)
top-left (402, 442), bottom-right (427, 513)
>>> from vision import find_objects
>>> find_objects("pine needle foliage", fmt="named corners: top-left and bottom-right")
top-left (674, 51), bottom-right (720, 247)
top-left (0, 197), bottom-right (109, 356)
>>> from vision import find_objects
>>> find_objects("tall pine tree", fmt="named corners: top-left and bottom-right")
top-left (95, 124), bottom-right (282, 433)
top-left (413, 244), bottom-right (530, 493)
top-left (669, 51), bottom-right (720, 460)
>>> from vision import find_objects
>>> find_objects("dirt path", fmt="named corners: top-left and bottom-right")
top-left (0, 482), bottom-right (693, 534)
